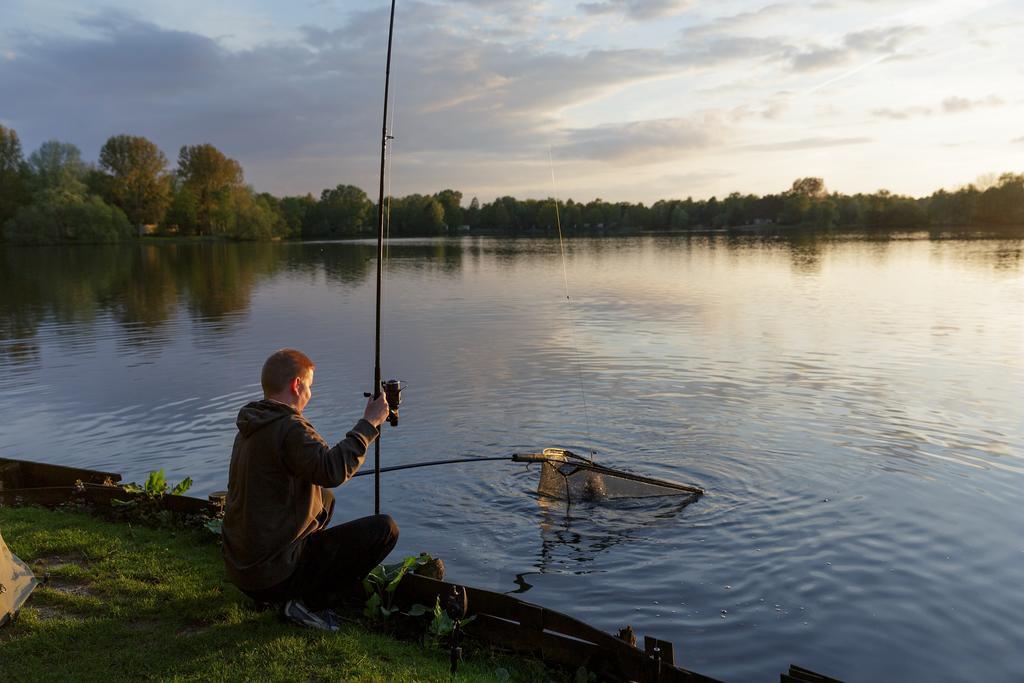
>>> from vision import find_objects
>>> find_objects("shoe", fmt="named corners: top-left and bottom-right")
top-left (282, 599), bottom-right (341, 632)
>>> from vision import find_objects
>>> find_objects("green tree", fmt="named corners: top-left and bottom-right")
top-left (176, 144), bottom-right (244, 235)
top-left (229, 189), bottom-right (281, 240)
top-left (808, 196), bottom-right (839, 229)
top-left (976, 173), bottom-right (1024, 225)
top-left (0, 125), bottom-right (31, 228)
top-left (465, 196), bottom-right (481, 229)
top-left (98, 135), bottom-right (172, 228)
top-left (433, 189), bottom-right (463, 230)
top-left (669, 203), bottom-right (689, 229)
top-left (279, 194), bottom-right (316, 237)
top-left (780, 194), bottom-right (810, 225)
top-left (779, 178), bottom-right (829, 225)
top-left (253, 192), bottom-right (290, 238)
top-left (946, 188), bottom-right (979, 226)
top-left (165, 184), bottom-right (199, 235)
top-left (27, 140), bottom-right (87, 193)
top-left (389, 194), bottom-right (446, 236)
top-left (4, 189), bottom-right (131, 244)
top-left (421, 196), bottom-right (446, 235)
top-left (622, 203), bottom-right (651, 230)
top-left (537, 200), bottom-right (558, 231)
top-left (790, 177), bottom-right (827, 198)
top-left (0, 125), bottom-right (22, 174)
top-left (483, 199), bottom-right (512, 231)
top-left (561, 200), bottom-right (581, 231)
top-left (836, 194), bottom-right (864, 227)
top-left (583, 200), bottom-right (603, 227)
top-left (650, 200), bottom-right (673, 231)
top-left (305, 184), bottom-right (373, 237)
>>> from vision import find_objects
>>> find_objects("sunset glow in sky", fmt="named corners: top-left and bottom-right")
top-left (2, 0), bottom-right (1021, 203)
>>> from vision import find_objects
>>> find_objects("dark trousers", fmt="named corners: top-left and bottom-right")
top-left (243, 514), bottom-right (399, 611)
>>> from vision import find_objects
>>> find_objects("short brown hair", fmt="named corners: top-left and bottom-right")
top-left (261, 349), bottom-right (315, 395)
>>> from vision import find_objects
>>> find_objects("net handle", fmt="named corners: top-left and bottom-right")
top-left (511, 453), bottom-right (550, 464)
top-left (513, 452), bottom-right (705, 496)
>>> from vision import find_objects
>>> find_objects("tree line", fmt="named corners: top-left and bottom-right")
top-left (464, 175), bottom-right (1024, 235)
top-left (1, 125), bottom-right (1022, 245)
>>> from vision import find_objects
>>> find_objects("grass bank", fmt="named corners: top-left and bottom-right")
top-left (0, 506), bottom-right (553, 682)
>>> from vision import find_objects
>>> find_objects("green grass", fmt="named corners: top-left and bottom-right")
top-left (0, 506), bottom-right (555, 682)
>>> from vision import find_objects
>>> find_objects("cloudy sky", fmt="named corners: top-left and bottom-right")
top-left (1, 0), bottom-right (1021, 204)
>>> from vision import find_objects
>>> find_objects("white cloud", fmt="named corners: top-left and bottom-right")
top-left (788, 25), bottom-right (924, 73)
top-left (557, 116), bottom-right (719, 163)
top-left (941, 94), bottom-right (1004, 113)
top-left (0, 0), bottom-right (1017, 202)
top-left (871, 105), bottom-right (932, 119)
top-left (577, 0), bottom-right (693, 21)
top-left (871, 94), bottom-right (1005, 119)
top-left (742, 136), bottom-right (872, 152)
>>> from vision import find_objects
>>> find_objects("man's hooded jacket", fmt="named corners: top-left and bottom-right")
top-left (222, 399), bottom-right (378, 591)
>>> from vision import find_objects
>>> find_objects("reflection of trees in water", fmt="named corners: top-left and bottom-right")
top-left (782, 232), bottom-right (824, 275)
top-left (306, 242), bottom-right (377, 285)
top-left (108, 245), bottom-right (182, 345)
top-left (379, 240), bottom-right (467, 276)
top-left (529, 494), bottom-right (696, 581)
top-left (3, 235), bottom-right (1020, 368)
top-left (0, 246), bottom-right (126, 367)
top-left (181, 242), bottom-right (280, 321)
top-left (0, 242), bottom-right (286, 363)
top-left (0, 239), bottom-right (475, 367)
top-left (296, 239), bottom-right (468, 280)
top-left (992, 246), bottom-right (1022, 271)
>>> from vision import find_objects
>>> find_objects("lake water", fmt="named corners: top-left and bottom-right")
top-left (1, 234), bottom-right (1022, 681)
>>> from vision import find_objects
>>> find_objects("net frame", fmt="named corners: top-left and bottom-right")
top-left (527, 448), bottom-right (704, 504)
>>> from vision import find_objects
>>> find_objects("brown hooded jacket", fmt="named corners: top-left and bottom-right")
top-left (222, 398), bottom-right (379, 591)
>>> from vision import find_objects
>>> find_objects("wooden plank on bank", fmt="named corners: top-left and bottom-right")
top-left (0, 485), bottom-right (220, 516)
top-left (0, 457), bottom-right (122, 489)
top-left (397, 573), bottom-right (720, 682)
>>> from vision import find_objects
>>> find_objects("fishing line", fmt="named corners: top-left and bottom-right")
top-left (384, 83), bottom-right (396, 283)
top-left (548, 147), bottom-right (595, 461)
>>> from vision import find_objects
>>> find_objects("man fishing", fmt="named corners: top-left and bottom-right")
top-left (222, 348), bottom-right (397, 631)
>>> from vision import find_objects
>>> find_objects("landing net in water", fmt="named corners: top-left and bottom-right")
top-left (514, 448), bottom-right (704, 504)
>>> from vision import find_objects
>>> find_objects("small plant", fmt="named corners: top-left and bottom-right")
top-left (426, 595), bottom-right (476, 639)
top-left (111, 469), bottom-right (201, 529)
top-left (362, 552), bottom-right (435, 619)
top-left (123, 469), bottom-right (192, 497)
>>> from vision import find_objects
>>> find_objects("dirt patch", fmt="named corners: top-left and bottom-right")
top-left (24, 602), bottom-right (85, 623)
top-left (175, 622), bottom-right (212, 637)
top-left (126, 618), bottom-right (160, 632)
top-left (31, 552), bottom-right (90, 574)
top-left (132, 573), bottom-right (162, 585)
top-left (43, 578), bottom-right (96, 598)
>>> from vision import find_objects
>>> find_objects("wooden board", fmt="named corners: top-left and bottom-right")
top-left (0, 458), bottom-right (121, 490)
top-left (394, 573), bottom-right (720, 682)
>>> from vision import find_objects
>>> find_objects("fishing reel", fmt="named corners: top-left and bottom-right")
top-left (366, 379), bottom-right (404, 427)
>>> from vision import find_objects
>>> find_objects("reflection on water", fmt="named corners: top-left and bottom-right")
top-left (1, 232), bottom-right (1023, 682)
top-left (3, 233), bottom-right (1019, 364)
top-left (533, 493), bottom-right (700, 575)
top-left (0, 243), bottom-right (281, 363)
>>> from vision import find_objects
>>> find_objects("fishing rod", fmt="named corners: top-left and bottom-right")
top-left (353, 456), bottom-right (512, 477)
top-left (353, 451), bottom-right (591, 478)
top-left (372, 0), bottom-right (399, 516)
top-left (352, 451), bottom-right (705, 496)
